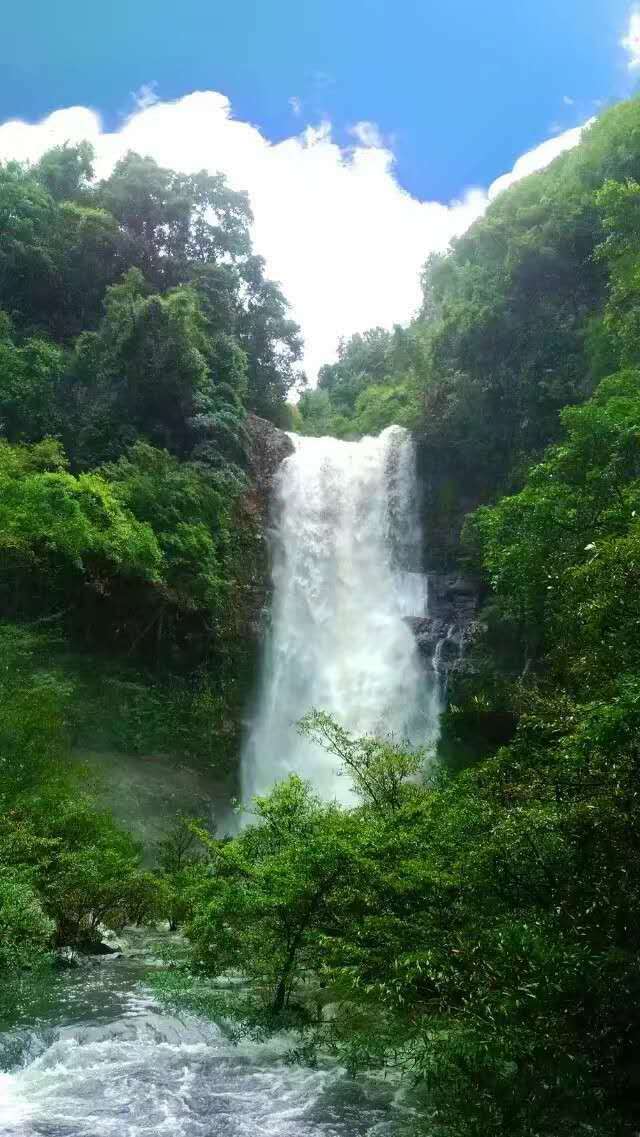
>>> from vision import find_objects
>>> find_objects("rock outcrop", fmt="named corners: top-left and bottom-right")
top-left (244, 413), bottom-right (294, 525)
top-left (240, 414), bottom-right (294, 644)
top-left (409, 573), bottom-right (482, 686)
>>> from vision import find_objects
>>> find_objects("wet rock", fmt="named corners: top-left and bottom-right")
top-left (409, 573), bottom-right (482, 684)
top-left (54, 946), bottom-right (81, 969)
top-left (241, 414), bottom-right (295, 643)
top-left (244, 413), bottom-right (294, 525)
top-left (95, 926), bottom-right (127, 954)
top-left (54, 947), bottom-right (108, 969)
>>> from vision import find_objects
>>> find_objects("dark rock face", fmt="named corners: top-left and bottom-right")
top-left (410, 573), bottom-right (482, 684)
top-left (241, 414), bottom-right (294, 642)
top-left (245, 413), bottom-right (295, 524)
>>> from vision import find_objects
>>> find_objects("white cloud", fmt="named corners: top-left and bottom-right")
top-left (622, 7), bottom-right (640, 69)
top-left (131, 82), bottom-right (160, 111)
top-left (349, 120), bottom-right (385, 148)
top-left (0, 91), bottom-right (588, 379)
top-left (289, 95), bottom-right (302, 117)
top-left (563, 95), bottom-right (575, 106)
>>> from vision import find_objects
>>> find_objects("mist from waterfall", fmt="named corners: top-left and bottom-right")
top-left (242, 425), bottom-right (441, 804)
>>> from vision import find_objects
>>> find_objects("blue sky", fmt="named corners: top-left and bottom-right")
top-left (1, 0), bottom-right (633, 201)
top-left (0, 2), bottom-right (637, 375)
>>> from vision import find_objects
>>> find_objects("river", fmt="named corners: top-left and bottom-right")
top-left (0, 932), bottom-right (413, 1136)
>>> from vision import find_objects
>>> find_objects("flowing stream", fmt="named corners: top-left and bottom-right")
top-left (0, 934), bottom-right (411, 1136)
top-left (242, 426), bottom-right (439, 802)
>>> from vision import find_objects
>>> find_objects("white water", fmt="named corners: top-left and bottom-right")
top-left (0, 948), bottom-right (408, 1136)
top-left (242, 426), bottom-right (440, 803)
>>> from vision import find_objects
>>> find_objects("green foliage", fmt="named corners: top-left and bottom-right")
top-left (297, 326), bottom-right (422, 438)
top-left (34, 141), bottom-right (95, 202)
top-left (0, 161), bottom-right (60, 333)
top-left (469, 368), bottom-right (640, 692)
top-left (0, 144), bottom-right (300, 429)
top-left (102, 442), bottom-right (234, 609)
top-left (6, 88), bottom-right (640, 1137)
top-left (98, 152), bottom-right (252, 284)
top-left (296, 387), bottom-right (335, 435)
top-left (184, 775), bottom-right (358, 1020)
top-left (36, 801), bottom-right (149, 946)
top-left (595, 177), bottom-right (640, 368)
top-left (298, 97), bottom-right (640, 569)
top-left (0, 432), bottom-right (260, 687)
top-left (0, 873), bottom-right (54, 972)
top-left (298, 709), bottom-right (424, 808)
top-left (166, 708), bottom-right (640, 1137)
top-left (70, 272), bottom-right (219, 461)
top-left (158, 241), bottom-right (640, 1132)
top-left (0, 440), bottom-right (161, 577)
top-left (0, 221), bottom-right (268, 981)
top-left (237, 254), bottom-right (304, 422)
top-left (154, 814), bottom-right (209, 930)
top-left (0, 623), bottom-right (72, 799)
top-left (0, 318), bottom-right (64, 441)
top-left (70, 665), bottom-right (237, 768)
top-left (0, 871), bottom-right (56, 1028)
top-left (0, 624), bottom-right (156, 975)
top-left (0, 143), bottom-right (295, 762)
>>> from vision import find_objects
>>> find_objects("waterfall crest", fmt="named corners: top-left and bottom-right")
top-left (241, 426), bottom-right (440, 804)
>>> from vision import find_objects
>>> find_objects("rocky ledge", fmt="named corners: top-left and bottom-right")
top-left (244, 413), bottom-right (295, 524)
top-left (409, 573), bottom-right (482, 682)
top-left (240, 414), bottom-right (294, 644)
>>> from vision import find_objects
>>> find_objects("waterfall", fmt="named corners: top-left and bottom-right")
top-left (241, 425), bottom-right (441, 804)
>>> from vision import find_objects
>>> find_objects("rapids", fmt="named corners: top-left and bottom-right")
top-left (0, 936), bottom-right (411, 1136)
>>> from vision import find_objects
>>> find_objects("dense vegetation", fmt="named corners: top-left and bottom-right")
top-left (160, 97), bottom-right (640, 1137)
top-left (0, 141), bottom-right (303, 697)
top-left (297, 97), bottom-right (640, 558)
top-left (295, 324), bottom-right (422, 438)
top-left (4, 94), bottom-right (640, 1137)
top-left (0, 142), bottom-right (302, 1006)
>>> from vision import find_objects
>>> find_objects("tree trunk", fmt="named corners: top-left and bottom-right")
top-left (272, 939), bottom-right (300, 1015)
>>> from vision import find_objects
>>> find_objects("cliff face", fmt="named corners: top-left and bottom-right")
top-left (415, 436), bottom-right (484, 574)
top-left (410, 436), bottom-right (484, 684)
top-left (241, 414), bottom-right (294, 642)
top-left (409, 572), bottom-right (482, 686)
top-left (245, 414), bottom-right (295, 522)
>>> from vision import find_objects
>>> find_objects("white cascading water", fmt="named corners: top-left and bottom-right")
top-left (0, 934), bottom-right (410, 1136)
top-left (242, 425), bottom-right (441, 804)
